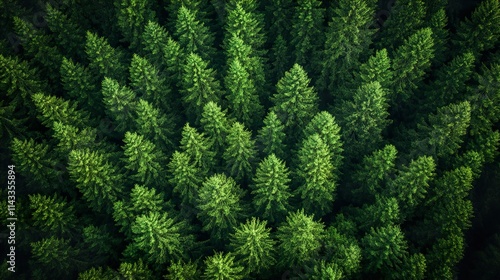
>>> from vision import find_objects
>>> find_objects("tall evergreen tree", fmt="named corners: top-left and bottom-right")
top-left (229, 217), bottom-right (276, 274)
top-left (29, 193), bottom-right (77, 236)
top-left (271, 63), bottom-right (319, 139)
top-left (256, 111), bottom-right (287, 159)
top-left (85, 31), bottom-right (127, 84)
top-left (200, 101), bottom-right (231, 159)
top-left (30, 236), bottom-right (81, 279)
top-left (295, 134), bottom-right (336, 216)
top-left (203, 252), bottom-right (245, 280)
top-left (251, 154), bottom-right (292, 223)
top-left (45, 4), bottom-right (86, 60)
top-left (101, 77), bottom-right (137, 134)
top-left (115, 0), bottom-right (156, 51)
top-left (180, 123), bottom-right (215, 172)
top-left (168, 150), bottom-right (203, 209)
top-left (196, 174), bottom-right (245, 240)
top-left (223, 122), bottom-right (257, 182)
top-left (68, 148), bottom-right (124, 213)
top-left (276, 209), bottom-right (325, 268)
top-left (60, 57), bottom-right (100, 113)
top-left (165, 260), bottom-right (201, 280)
top-left (180, 53), bottom-right (222, 123)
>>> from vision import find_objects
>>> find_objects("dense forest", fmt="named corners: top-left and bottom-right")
top-left (1, 0), bottom-right (500, 279)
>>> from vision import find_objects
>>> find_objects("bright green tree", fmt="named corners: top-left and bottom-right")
top-left (165, 260), bottom-right (201, 280)
top-left (115, 0), bottom-right (156, 50)
top-left (29, 193), bottom-right (77, 236)
top-left (51, 122), bottom-right (102, 157)
top-left (203, 252), bottom-right (245, 280)
top-left (251, 154), bottom-right (292, 223)
top-left (353, 196), bottom-right (401, 233)
top-left (305, 260), bottom-right (343, 280)
top-left (122, 131), bottom-right (165, 186)
top-left (295, 134), bottom-right (336, 216)
top-left (223, 122), bottom-right (257, 182)
top-left (323, 226), bottom-right (362, 277)
top-left (303, 111), bottom-right (344, 174)
top-left (168, 151), bottom-right (204, 207)
top-left (85, 31), bottom-right (127, 84)
top-left (126, 211), bottom-right (192, 265)
top-left (349, 48), bottom-right (393, 98)
top-left (118, 258), bottom-right (154, 280)
top-left (224, 59), bottom-right (263, 129)
top-left (271, 63), bottom-right (319, 138)
top-left (256, 111), bottom-right (286, 159)
top-left (276, 209), bottom-right (325, 268)
top-left (180, 123), bottom-right (215, 172)
top-left (60, 57), bottom-right (100, 113)
top-left (361, 224), bottom-right (408, 274)
top-left (200, 101), bottom-right (231, 158)
top-left (181, 53), bottom-right (222, 123)
top-left (229, 217), bottom-right (276, 274)
top-left (101, 77), bottom-right (137, 133)
top-left (129, 54), bottom-right (171, 111)
top-left (45, 4), bottom-right (86, 59)
top-left (68, 148), bottom-right (124, 213)
top-left (78, 267), bottom-right (118, 280)
top-left (196, 174), bottom-right (245, 240)
top-left (318, 0), bottom-right (375, 95)
top-left (175, 5), bottom-right (216, 62)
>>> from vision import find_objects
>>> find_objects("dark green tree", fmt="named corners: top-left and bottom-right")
top-left (180, 123), bottom-right (215, 172)
top-left (115, 0), bottom-right (156, 50)
top-left (197, 174), bottom-right (245, 240)
top-left (60, 57), bottom-right (100, 113)
top-left (85, 31), bottom-right (127, 84)
top-left (30, 237), bottom-right (81, 279)
top-left (229, 217), bottom-right (276, 274)
top-left (165, 260), bottom-right (201, 280)
top-left (118, 259), bottom-right (154, 280)
top-left (101, 77), bottom-right (137, 133)
top-left (276, 209), bottom-right (325, 268)
top-left (29, 193), bottom-right (77, 236)
top-left (45, 4), bottom-right (86, 59)
top-left (223, 122), bottom-right (257, 182)
top-left (305, 260), bottom-right (343, 280)
top-left (256, 111), bottom-right (287, 159)
top-left (200, 101), bottom-right (231, 158)
top-left (180, 53), bottom-right (222, 123)
top-left (251, 154), bottom-right (292, 223)
top-left (168, 151), bottom-right (204, 207)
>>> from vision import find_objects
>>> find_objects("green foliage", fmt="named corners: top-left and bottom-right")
top-left (295, 134), bottom-right (336, 216)
top-left (277, 209), bottom-right (325, 268)
top-left (30, 236), bottom-right (80, 278)
top-left (165, 260), bottom-right (201, 280)
top-left (181, 53), bottom-right (222, 123)
top-left (223, 122), bottom-right (257, 181)
top-left (29, 193), bottom-right (77, 236)
top-left (351, 48), bottom-right (393, 94)
top-left (230, 217), bottom-right (276, 274)
top-left (68, 148), bottom-right (124, 212)
top-left (78, 266), bottom-right (118, 280)
top-left (200, 101), bottom-right (230, 157)
top-left (180, 123), bottom-right (215, 172)
top-left (197, 174), bottom-right (245, 240)
top-left (45, 4), bottom-right (86, 59)
top-left (60, 57), bottom-right (100, 112)
top-left (203, 252), bottom-right (245, 280)
top-left (119, 259), bottom-right (154, 280)
top-left (122, 131), bottom-right (165, 186)
top-left (354, 196), bottom-right (401, 232)
top-left (101, 77), bottom-right (137, 133)
top-left (323, 226), bottom-right (362, 277)
top-left (115, 0), bottom-right (156, 50)
top-left (168, 151), bottom-right (203, 207)
top-left (256, 111), bottom-right (287, 159)
top-left (85, 31), bottom-right (127, 83)
top-left (271, 63), bottom-right (319, 137)
top-left (175, 5), bottom-right (215, 62)
top-left (251, 154), bottom-right (292, 223)
top-left (305, 260), bottom-right (343, 280)
top-left (361, 224), bottom-right (408, 273)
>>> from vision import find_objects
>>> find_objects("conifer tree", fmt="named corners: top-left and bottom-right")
top-left (361, 224), bottom-right (408, 274)
top-left (323, 226), bottom-right (362, 277)
top-left (165, 260), bottom-right (201, 280)
top-left (134, 99), bottom-right (177, 154)
top-left (256, 111), bottom-right (286, 159)
top-left (118, 258), bottom-right (154, 279)
top-left (51, 122), bottom-right (101, 157)
top-left (224, 59), bottom-right (263, 129)
top-left (129, 54), bottom-right (171, 111)
top-left (81, 225), bottom-right (120, 265)
top-left (269, 34), bottom-right (292, 84)
top-left (427, 8), bottom-right (448, 66)
top-left (200, 101), bottom-right (231, 158)
top-left (354, 196), bottom-right (401, 233)
top-left (31, 92), bottom-right (92, 130)
top-left (101, 77), bottom-right (137, 133)
top-left (303, 111), bottom-right (343, 173)
top-left (174, 5), bottom-right (216, 63)
top-left (295, 134), bottom-right (336, 216)
top-left (181, 53), bottom-right (222, 123)
top-left (377, 0), bottom-right (426, 53)
top-left (30, 236), bottom-right (81, 279)
top-left (60, 57), bottom-right (100, 113)
top-left (68, 148), bottom-right (124, 213)
top-left (10, 138), bottom-right (62, 190)
top-left (305, 261), bottom-right (343, 280)
top-left (168, 151), bottom-right (204, 207)
top-left (45, 4), bottom-right (86, 60)
top-left (412, 101), bottom-right (471, 159)
top-left (391, 28), bottom-right (434, 103)
top-left (78, 267), bottom-right (118, 280)
top-left (85, 31), bottom-right (127, 84)
top-left (115, 0), bottom-right (156, 51)
top-left (223, 122), bottom-right (257, 182)
top-left (203, 252), bottom-right (245, 280)
top-left (271, 63), bottom-right (319, 138)
top-left (196, 174), bottom-right (245, 240)
top-left (276, 209), bottom-right (325, 268)
top-left (318, 0), bottom-right (375, 95)
top-left (251, 154), bottom-right (292, 223)
top-left (180, 123), bottom-right (215, 172)
top-left (352, 49), bottom-right (393, 93)
top-left (452, 0), bottom-right (500, 58)
top-left (126, 211), bottom-right (191, 265)
top-left (29, 193), bottom-right (77, 237)
top-left (230, 217), bottom-right (276, 274)
top-left (265, 0), bottom-right (294, 41)
top-left (290, 0), bottom-right (325, 74)
top-left (122, 131), bottom-right (165, 186)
